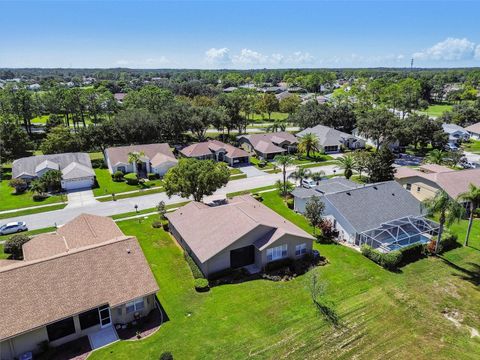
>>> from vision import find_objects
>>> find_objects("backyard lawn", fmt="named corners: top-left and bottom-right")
top-left (245, 111), bottom-right (289, 122)
top-left (90, 191), bottom-right (480, 360)
top-left (463, 140), bottom-right (480, 154)
top-left (92, 169), bottom-right (163, 197)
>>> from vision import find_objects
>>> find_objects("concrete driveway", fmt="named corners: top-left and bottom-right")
top-left (238, 165), bottom-right (267, 177)
top-left (66, 189), bottom-right (98, 209)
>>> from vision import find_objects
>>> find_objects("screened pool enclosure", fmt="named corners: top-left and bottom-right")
top-left (358, 216), bottom-right (439, 253)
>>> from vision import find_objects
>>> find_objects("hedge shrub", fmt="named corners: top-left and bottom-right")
top-left (361, 245), bottom-right (401, 270)
top-left (148, 173), bottom-right (158, 180)
top-left (439, 231), bottom-right (459, 253)
top-left (124, 173), bottom-right (139, 185)
top-left (32, 193), bottom-right (48, 201)
top-left (112, 171), bottom-right (124, 182)
top-left (91, 159), bottom-right (106, 169)
top-left (285, 198), bottom-right (294, 209)
top-left (264, 258), bottom-right (293, 272)
top-left (194, 278), bottom-right (210, 292)
top-left (252, 193), bottom-right (263, 202)
top-left (152, 220), bottom-right (163, 228)
top-left (184, 252), bottom-right (204, 279)
top-left (398, 242), bottom-right (427, 265)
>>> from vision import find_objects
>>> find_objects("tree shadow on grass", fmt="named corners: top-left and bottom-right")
top-left (440, 257), bottom-right (480, 287)
top-left (313, 300), bottom-right (342, 328)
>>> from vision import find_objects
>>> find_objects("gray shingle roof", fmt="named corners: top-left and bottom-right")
top-left (291, 178), bottom-right (360, 198)
top-left (324, 181), bottom-right (423, 233)
top-left (12, 153), bottom-right (93, 179)
top-left (296, 125), bottom-right (359, 147)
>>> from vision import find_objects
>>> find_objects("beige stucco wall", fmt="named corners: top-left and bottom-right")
top-left (258, 234), bottom-right (313, 266)
top-left (396, 177), bottom-right (440, 201)
top-left (111, 294), bottom-right (156, 324)
top-left (1, 327), bottom-right (48, 360)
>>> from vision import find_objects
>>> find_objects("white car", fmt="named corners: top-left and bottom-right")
top-left (0, 222), bottom-right (28, 235)
top-left (301, 179), bottom-right (317, 188)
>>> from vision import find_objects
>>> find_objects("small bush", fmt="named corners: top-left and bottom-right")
top-left (4, 234), bottom-right (30, 259)
top-left (258, 160), bottom-right (267, 168)
top-left (264, 258), bottom-right (293, 272)
top-left (159, 352), bottom-right (174, 360)
top-left (252, 193), bottom-right (263, 202)
top-left (194, 278), bottom-right (209, 292)
top-left (9, 178), bottom-right (27, 193)
top-left (399, 242), bottom-right (427, 265)
top-left (112, 171), bottom-right (124, 182)
top-left (124, 173), bottom-right (139, 185)
top-left (152, 220), bottom-right (163, 228)
top-left (148, 173), bottom-right (158, 180)
top-left (439, 231), bottom-right (459, 253)
top-left (184, 252), bottom-right (204, 279)
top-left (91, 158), bottom-right (105, 169)
top-left (285, 198), bottom-right (294, 209)
top-left (32, 193), bottom-right (48, 201)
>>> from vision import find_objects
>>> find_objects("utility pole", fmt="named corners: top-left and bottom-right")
top-left (410, 58), bottom-right (414, 70)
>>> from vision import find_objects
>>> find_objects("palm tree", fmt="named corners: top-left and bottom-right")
top-left (457, 184), bottom-right (480, 246)
top-left (128, 151), bottom-right (145, 174)
top-left (425, 149), bottom-right (447, 165)
top-left (423, 190), bottom-right (465, 254)
top-left (30, 180), bottom-right (46, 196)
top-left (297, 133), bottom-right (320, 158)
top-left (274, 155), bottom-right (295, 197)
top-left (289, 167), bottom-right (312, 185)
top-left (336, 154), bottom-right (356, 180)
top-left (310, 171), bottom-right (326, 185)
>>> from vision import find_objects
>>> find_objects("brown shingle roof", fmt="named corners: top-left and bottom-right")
top-left (166, 195), bottom-right (313, 262)
top-left (105, 143), bottom-right (175, 167)
top-left (23, 214), bottom-right (125, 261)
top-left (180, 140), bottom-right (249, 159)
top-left (238, 132), bottom-right (297, 154)
top-left (0, 236), bottom-right (159, 340)
top-left (465, 122), bottom-right (480, 134)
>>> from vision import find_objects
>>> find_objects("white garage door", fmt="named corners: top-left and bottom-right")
top-left (62, 178), bottom-right (94, 191)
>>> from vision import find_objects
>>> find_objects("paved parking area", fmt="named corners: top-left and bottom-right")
top-left (66, 189), bottom-right (98, 208)
top-left (394, 154), bottom-right (423, 167)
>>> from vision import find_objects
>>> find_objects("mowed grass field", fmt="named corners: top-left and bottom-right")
top-left (90, 190), bottom-right (480, 360)
top-left (0, 180), bottom-right (65, 211)
top-left (420, 103), bottom-right (453, 118)
top-left (463, 140), bottom-right (480, 154)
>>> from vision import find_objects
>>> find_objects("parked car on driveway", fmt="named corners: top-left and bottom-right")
top-left (0, 222), bottom-right (28, 235)
top-left (301, 179), bottom-right (317, 188)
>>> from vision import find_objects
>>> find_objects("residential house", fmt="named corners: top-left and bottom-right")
top-left (113, 93), bottom-right (126, 103)
top-left (105, 143), bottom-right (177, 177)
top-left (223, 87), bottom-right (237, 93)
top-left (442, 123), bottom-right (470, 147)
top-left (291, 178), bottom-right (360, 213)
top-left (12, 153), bottom-right (95, 191)
top-left (166, 195), bottom-right (315, 277)
top-left (0, 214), bottom-right (159, 360)
top-left (464, 122), bottom-right (480, 140)
top-left (237, 132), bottom-right (298, 159)
top-left (293, 181), bottom-right (435, 252)
top-left (275, 91), bottom-right (294, 101)
top-left (179, 140), bottom-right (249, 166)
top-left (352, 128), bottom-right (400, 151)
top-left (395, 165), bottom-right (480, 202)
top-left (296, 124), bottom-right (365, 153)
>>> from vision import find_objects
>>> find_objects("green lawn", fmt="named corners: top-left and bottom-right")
top-left (0, 203), bottom-right (66, 220)
top-left (0, 180), bottom-right (66, 212)
top-left (419, 103), bottom-right (453, 118)
top-left (90, 191), bottom-right (480, 359)
top-left (463, 140), bottom-right (480, 154)
top-left (92, 169), bottom-right (163, 197)
top-left (245, 111), bottom-right (289, 122)
top-left (0, 244), bottom-right (7, 259)
top-left (97, 187), bottom-right (165, 202)
top-left (89, 152), bottom-right (104, 160)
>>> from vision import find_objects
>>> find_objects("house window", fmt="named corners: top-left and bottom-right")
top-left (295, 243), bottom-right (307, 256)
top-left (79, 308), bottom-right (100, 330)
top-left (406, 183), bottom-right (411, 191)
top-left (126, 298), bottom-right (145, 314)
top-left (267, 244), bottom-right (287, 262)
top-left (46, 317), bottom-right (76, 342)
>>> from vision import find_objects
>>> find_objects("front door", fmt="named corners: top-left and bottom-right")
top-left (99, 305), bottom-right (111, 328)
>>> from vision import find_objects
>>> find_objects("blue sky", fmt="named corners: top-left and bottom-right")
top-left (1, 0), bottom-right (480, 69)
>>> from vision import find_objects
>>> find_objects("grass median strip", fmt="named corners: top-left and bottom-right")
top-left (0, 204), bottom-right (67, 220)
top-left (97, 187), bottom-right (165, 202)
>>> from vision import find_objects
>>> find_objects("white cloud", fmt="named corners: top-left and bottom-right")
top-left (413, 37), bottom-right (476, 61)
top-left (205, 47), bottom-right (231, 65)
top-left (287, 51), bottom-right (314, 64)
top-left (232, 48), bottom-right (269, 65)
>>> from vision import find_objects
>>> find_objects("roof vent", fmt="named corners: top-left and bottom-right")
top-left (346, 192), bottom-right (351, 196)
top-left (373, 186), bottom-right (378, 190)
top-left (126, 248), bottom-right (131, 254)
top-left (392, 193), bottom-right (395, 196)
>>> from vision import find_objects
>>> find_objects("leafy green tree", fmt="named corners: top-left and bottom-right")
top-left (123, 85), bottom-right (174, 113)
top-left (310, 171), bottom-right (326, 184)
top-left (257, 93), bottom-right (279, 120)
top-left (163, 158), bottom-right (230, 202)
top-left (352, 151), bottom-right (371, 181)
top-left (304, 196), bottom-right (325, 236)
top-left (336, 154), bottom-right (356, 180)
top-left (274, 155), bottom-right (295, 198)
top-left (457, 184), bottom-right (480, 246)
top-left (0, 116), bottom-right (32, 162)
top-left (297, 133), bottom-right (319, 158)
top-left (4, 234), bottom-right (31, 260)
top-left (40, 125), bottom-right (78, 154)
top-left (30, 179), bottom-right (46, 195)
top-left (357, 108), bottom-right (400, 150)
top-left (279, 95), bottom-right (301, 114)
top-left (9, 178), bottom-right (27, 194)
top-left (40, 170), bottom-right (63, 192)
top-left (423, 190), bottom-right (464, 254)
top-left (366, 147), bottom-right (396, 183)
top-left (128, 151), bottom-right (145, 175)
top-left (157, 200), bottom-right (167, 220)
